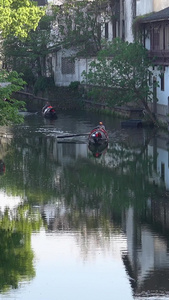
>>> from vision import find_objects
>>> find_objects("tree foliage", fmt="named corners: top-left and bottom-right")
top-left (3, 14), bottom-right (55, 88)
top-left (0, 204), bottom-right (42, 292)
top-left (0, 70), bottom-right (26, 125)
top-left (0, 0), bottom-right (46, 126)
top-left (82, 38), bottom-right (158, 124)
top-left (54, 0), bottom-right (111, 56)
top-left (0, 0), bottom-right (45, 38)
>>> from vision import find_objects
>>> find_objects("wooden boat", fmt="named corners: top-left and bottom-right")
top-left (88, 127), bottom-right (108, 145)
top-left (42, 104), bottom-right (57, 119)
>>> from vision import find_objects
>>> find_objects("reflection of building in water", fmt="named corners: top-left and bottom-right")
top-left (40, 202), bottom-right (69, 231)
top-left (57, 142), bottom-right (88, 165)
top-left (148, 136), bottom-right (169, 190)
top-left (122, 206), bottom-right (169, 298)
top-left (40, 201), bottom-right (128, 261)
top-left (0, 192), bottom-right (22, 214)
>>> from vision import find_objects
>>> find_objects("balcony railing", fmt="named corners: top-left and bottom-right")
top-left (148, 49), bottom-right (169, 65)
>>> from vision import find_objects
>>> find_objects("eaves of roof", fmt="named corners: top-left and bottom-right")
top-left (140, 6), bottom-right (169, 23)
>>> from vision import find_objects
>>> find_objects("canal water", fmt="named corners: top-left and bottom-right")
top-left (0, 110), bottom-right (169, 300)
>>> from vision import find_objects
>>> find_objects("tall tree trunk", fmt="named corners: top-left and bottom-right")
top-left (141, 98), bottom-right (159, 127)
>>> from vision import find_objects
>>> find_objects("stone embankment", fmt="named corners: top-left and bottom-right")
top-left (14, 85), bottom-right (144, 120)
top-left (13, 86), bottom-right (83, 111)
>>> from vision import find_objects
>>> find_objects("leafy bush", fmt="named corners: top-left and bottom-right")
top-left (69, 81), bottom-right (80, 90)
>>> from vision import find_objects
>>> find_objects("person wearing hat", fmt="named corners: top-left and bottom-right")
top-left (98, 121), bottom-right (105, 130)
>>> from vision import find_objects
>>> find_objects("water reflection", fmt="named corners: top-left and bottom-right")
top-left (0, 204), bottom-right (42, 293)
top-left (123, 205), bottom-right (169, 298)
top-left (0, 112), bottom-right (169, 299)
top-left (88, 141), bottom-right (108, 158)
top-left (0, 160), bottom-right (5, 175)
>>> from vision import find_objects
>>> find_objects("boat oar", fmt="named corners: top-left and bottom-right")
top-left (57, 133), bottom-right (89, 138)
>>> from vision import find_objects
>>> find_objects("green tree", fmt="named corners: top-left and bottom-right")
top-left (0, 0), bottom-right (45, 38)
top-left (0, 70), bottom-right (26, 125)
top-left (0, 0), bottom-right (45, 125)
top-left (54, 0), bottom-right (111, 57)
top-left (82, 38), bottom-right (158, 125)
top-left (2, 14), bottom-right (56, 91)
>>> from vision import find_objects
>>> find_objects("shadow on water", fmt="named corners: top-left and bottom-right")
top-left (0, 111), bottom-right (169, 299)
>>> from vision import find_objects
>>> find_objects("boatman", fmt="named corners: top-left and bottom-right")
top-left (98, 121), bottom-right (105, 130)
top-left (42, 102), bottom-right (50, 113)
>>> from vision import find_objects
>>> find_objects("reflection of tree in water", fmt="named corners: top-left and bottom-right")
top-left (60, 152), bottom-right (157, 212)
top-left (44, 138), bottom-right (166, 256)
top-left (42, 140), bottom-right (163, 258)
top-left (1, 126), bottom-right (162, 209)
top-left (0, 135), bottom-right (60, 204)
top-left (0, 129), bottom-right (166, 260)
top-left (68, 210), bottom-right (126, 261)
top-left (42, 200), bottom-right (126, 260)
top-left (0, 204), bottom-right (42, 293)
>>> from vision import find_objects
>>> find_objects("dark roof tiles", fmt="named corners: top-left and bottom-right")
top-left (141, 6), bottom-right (169, 23)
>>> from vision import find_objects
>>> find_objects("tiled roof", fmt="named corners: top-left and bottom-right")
top-left (141, 6), bottom-right (169, 23)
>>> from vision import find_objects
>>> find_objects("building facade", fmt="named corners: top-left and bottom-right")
top-left (47, 0), bottom-right (169, 119)
top-left (140, 5), bottom-right (169, 118)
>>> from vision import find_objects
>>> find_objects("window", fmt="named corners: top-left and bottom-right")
top-left (151, 27), bottom-right (160, 50)
top-left (122, 20), bottom-right (125, 41)
top-left (55, 52), bottom-right (57, 67)
top-left (154, 31), bottom-right (160, 49)
top-left (161, 162), bottom-right (165, 181)
top-left (149, 71), bottom-right (153, 86)
top-left (62, 57), bottom-right (75, 74)
top-left (113, 21), bottom-right (117, 38)
top-left (47, 57), bottom-right (52, 75)
top-left (165, 25), bottom-right (169, 50)
top-left (105, 23), bottom-right (108, 39)
top-left (160, 70), bottom-right (165, 91)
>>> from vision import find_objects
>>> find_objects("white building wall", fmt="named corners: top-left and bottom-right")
top-left (122, 0), bottom-right (166, 42)
top-left (53, 49), bottom-right (77, 86)
top-left (137, 0), bottom-right (169, 16)
top-left (146, 65), bottom-right (169, 109)
top-left (156, 148), bottom-right (169, 190)
top-left (154, 0), bottom-right (169, 11)
top-left (157, 67), bottom-right (169, 107)
top-left (141, 1), bottom-right (169, 111)
top-left (136, 0), bottom-right (154, 16)
top-left (53, 48), bottom-right (95, 86)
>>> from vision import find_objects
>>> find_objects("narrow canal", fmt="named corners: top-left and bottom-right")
top-left (0, 110), bottom-right (169, 300)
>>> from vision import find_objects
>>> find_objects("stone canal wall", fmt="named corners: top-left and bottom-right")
top-left (13, 86), bottom-right (84, 111)
top-left (13, 86), bottom-right (143, 119)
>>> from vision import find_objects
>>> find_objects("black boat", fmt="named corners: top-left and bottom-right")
top-left (88, 127), bottom-right (108, 145)
top-left (42, 103), bottom-right (57, 119)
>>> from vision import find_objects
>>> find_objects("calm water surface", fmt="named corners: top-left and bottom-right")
top-left (0, 110), bottom-right (169, 300)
